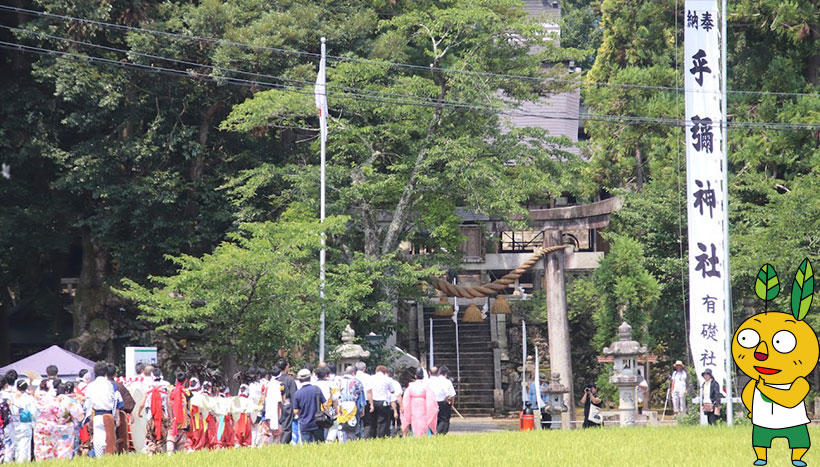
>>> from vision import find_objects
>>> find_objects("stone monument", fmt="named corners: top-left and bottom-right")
top-left (334, 325), bottom-right (370, 370)
top-left (602, 321), bottom-right (648, 427)
top-left (544, 372), bottom-right (570, 429)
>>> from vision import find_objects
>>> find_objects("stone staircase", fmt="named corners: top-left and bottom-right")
top-left (424, 309), bottom-right (495, 416)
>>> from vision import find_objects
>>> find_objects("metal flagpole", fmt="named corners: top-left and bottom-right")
top-left (522, 319), bottom-right (527, 410)
top-left (455, 309), bottom-right (461, 387)
top-left (318, 36), bottom-right (327, 363)
top-left (720, 0), bottom-right (733, 426)
top-left (429, 317), bottom-right (434, 369)
top-left (452, 279), bottom-right (461, 388)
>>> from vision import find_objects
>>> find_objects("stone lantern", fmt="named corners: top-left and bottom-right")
top-left (544, 372), bottom-right (570, 429)
top-left (602, 321), bottom-right (648, 427)
top-left (333, 325), bottom-right (370, 370)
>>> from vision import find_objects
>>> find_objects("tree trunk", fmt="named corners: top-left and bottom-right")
top-left (66, 232), bottom-right (114, 360)
top-left (804, 25), bottom-right (818, 86)
top-left (634, 144), bottom-right (645, 191)
top-left (380, 78), bottom-right (447, 254)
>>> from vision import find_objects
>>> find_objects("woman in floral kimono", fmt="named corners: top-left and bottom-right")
top-left (401, 368), bottom-right (438, 438)
top-left (11, 380), bottom-right (38, 462)
top-left (54, 382), bottom-right (84, 459)
top-left (0, 392), bottom-right (10, 462)
top-left (33, 380), bottom-right (60, 460)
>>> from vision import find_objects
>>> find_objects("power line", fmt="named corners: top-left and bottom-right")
top-left (0, 24), bottom-right (510, 110)
top-left (0, 40), bottom-right (817, 132)
top-left (1, 4), bottom-right (817, 99)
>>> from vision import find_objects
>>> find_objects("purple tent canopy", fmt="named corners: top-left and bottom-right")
top-left (0, 345), bottom-right (95, 379)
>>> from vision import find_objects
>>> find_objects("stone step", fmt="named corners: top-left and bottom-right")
top-left (454, 408), bottom-right (494, 416)
top-left (431, 353), bottom-right (494, 360)
top-left (424, 315), bottom-right (495, 414)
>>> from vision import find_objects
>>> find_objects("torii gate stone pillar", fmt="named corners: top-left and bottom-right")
top-left (544, 230), bottom-right (574, 428)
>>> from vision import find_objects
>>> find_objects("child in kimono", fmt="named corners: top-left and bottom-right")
top-left (11, 380), bottom-right (38, 462)
top-left (1, 371), bottom-right (17, 462)
top-left (0, 388), bottom-right (10, 462)
top-left (185, 378), bottom-right (205, 452)
top-left (232, 384), bottom-right (255, 447)
top-left (34, 380), bottom-right (60, 460)
top-left (137, 378), bottom-right (168, 455)
top-left (213, 385), bottom-right (234, 449)
top-left (201, 382), bottom-right (219, 450)
top-left (166, 371), bottom-right (191, 453)
top-left (54, 382), bottom-right (84, 459)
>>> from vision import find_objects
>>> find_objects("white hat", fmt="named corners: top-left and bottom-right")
top-left (297, 369), bottom-right (311, 381)
top-left (674, 360), bottom-right (684, 367)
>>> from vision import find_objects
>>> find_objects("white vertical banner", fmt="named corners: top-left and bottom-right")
top-left (685, 0), bottom-right (728, 416)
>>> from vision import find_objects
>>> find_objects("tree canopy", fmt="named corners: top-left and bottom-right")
top-left (0, 0), bottom-right (816, 376)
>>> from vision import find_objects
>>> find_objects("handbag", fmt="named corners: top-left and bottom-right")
top-left (587, 403), bottom-right (603, 424)
top-left (314, 388), bottom-right (334, 429)
top-left (702, 402), bottom-right (714, 413)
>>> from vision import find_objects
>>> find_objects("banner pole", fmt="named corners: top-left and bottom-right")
top-left (522, 319), bottom-right (527, 410)
top-left (318, 36), bottom-right (327, 363)
top-left (721, 0), bottom-right (733, 426)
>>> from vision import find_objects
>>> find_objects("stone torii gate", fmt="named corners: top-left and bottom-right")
top-left (434, 197), bottom-right (621, 425)
top-left (534, 197), bottom-right (621, 426)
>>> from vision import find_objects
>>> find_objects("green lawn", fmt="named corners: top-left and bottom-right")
top-left (61, 425), bottom-right (818, 466)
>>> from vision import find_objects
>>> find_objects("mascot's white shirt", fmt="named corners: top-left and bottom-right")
top-left (752, 382), bottom-right (809, 429)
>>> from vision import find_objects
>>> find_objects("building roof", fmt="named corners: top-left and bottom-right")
top-left (506, 89), bottom-right (581, 145)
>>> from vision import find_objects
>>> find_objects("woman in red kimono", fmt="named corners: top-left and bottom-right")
top-left (184, 378), bottom-right (205, 452)
top-left (214, 385), bottom-right (234, 449)
top-left (199, 382), bottom-right (218, 450)
top-left (232, 384), bottom-right (252, 447)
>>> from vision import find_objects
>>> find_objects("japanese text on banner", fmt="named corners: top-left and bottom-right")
top-left (684, 0), bottom-right (727, 395)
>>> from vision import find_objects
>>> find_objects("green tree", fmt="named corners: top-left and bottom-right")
top-left (560, 0), bottom-right (602, 69)
top-left (115, 204), bottom-right (393, 369)
top-left (591, 234), bottom-right (661, 349)
top-left (220, 0), bottom-right (584, 325)
top-left (579, 0), bottom-right (817, 367)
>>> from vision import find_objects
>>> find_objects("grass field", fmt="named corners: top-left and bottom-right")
top-left (61, 425), bottom-right (819, 466)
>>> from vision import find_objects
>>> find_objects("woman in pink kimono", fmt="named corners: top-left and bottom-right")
top-left (33, 379), bottom-right (60, 460)
top-left (54, 382), bottom-right (84, 459)
top-left (401, 368), bottom-right (438, 438)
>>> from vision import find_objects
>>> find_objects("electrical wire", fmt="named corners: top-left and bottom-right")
top-left (1, 4), bottom-right (817, 98)
top-left (2, 23), bottom-right (592, 112)
top-left (0, 40), bottom-right (817, 132)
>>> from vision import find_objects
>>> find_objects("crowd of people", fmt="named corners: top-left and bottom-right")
top-left (0, 358), bottom-right (457, 461)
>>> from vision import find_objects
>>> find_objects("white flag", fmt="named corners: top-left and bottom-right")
top-left (314, 53), bottom-right (328, 143)
top-left (452, 279), bottom-right (459, 324)
top-left (534, 346), bottom-right (544, 409)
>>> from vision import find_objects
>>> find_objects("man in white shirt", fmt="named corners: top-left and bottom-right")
top-left (369, 365), bottom-right (395, 438)
top-left (85, 361), bottom-right (117, 457)
top-left (430, 365), bottom-right (456, 434)
top-left (387, 368), bottom-right (402, 437)
top-left (670, 360), bottom-right (688, 414)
